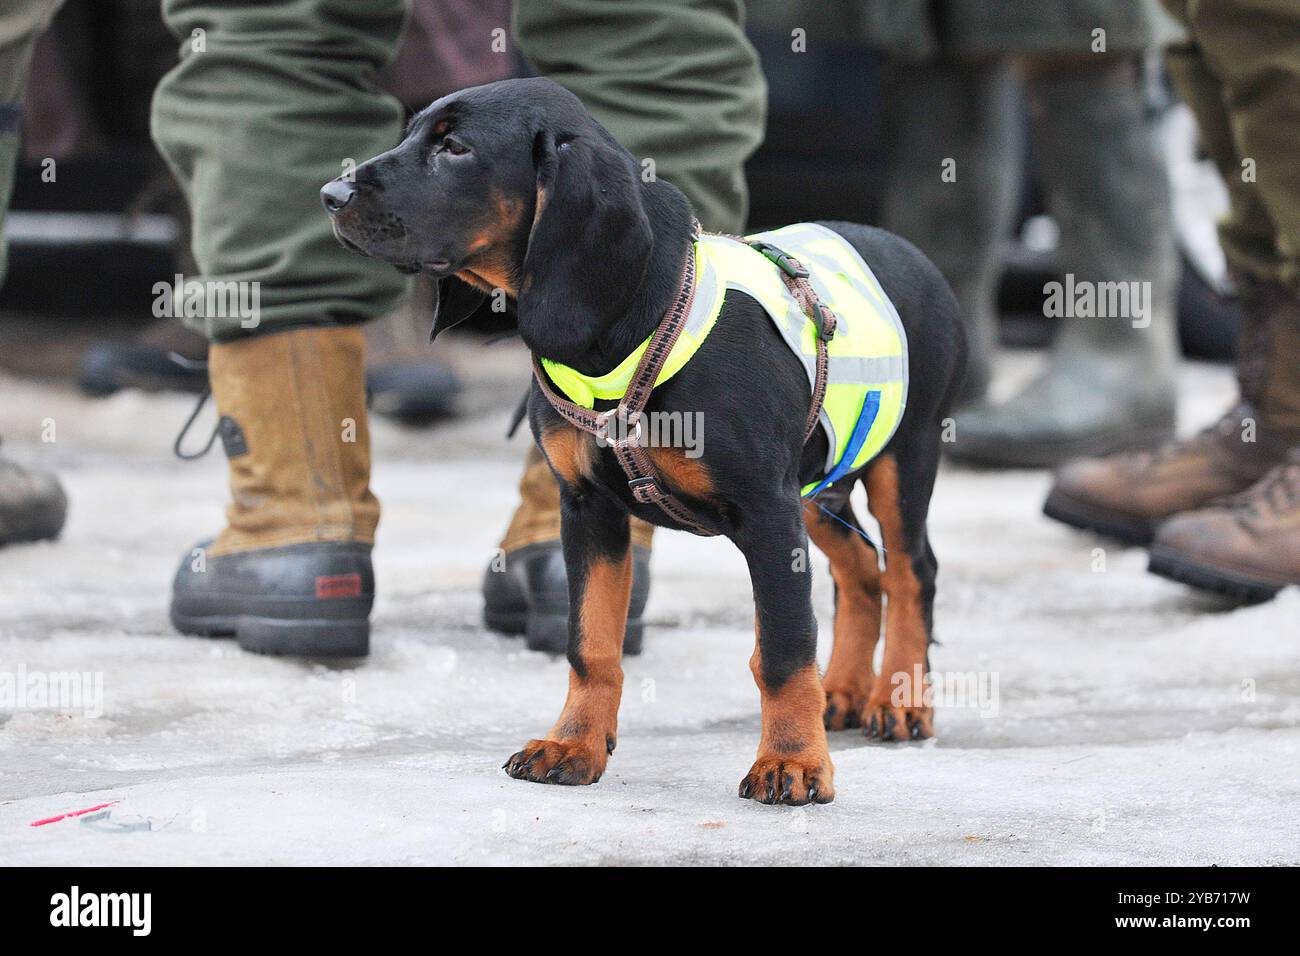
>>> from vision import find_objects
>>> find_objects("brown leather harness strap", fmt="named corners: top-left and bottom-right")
top-left (743, 239), bottom-right (838, 443)
top-left (530, 225), bottom-right (836, 537)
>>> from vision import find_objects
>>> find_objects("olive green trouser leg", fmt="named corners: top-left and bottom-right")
top-left (514, 0), bottom-right (765, 236)
top-left (0, 0), bottom-right (64, 292)
top-left (1162, 0), bottom-right (1300, 437)
top-left (150, 0), bottom-right (411, 342)
top-left (501, 0), bottom-right (767, 552)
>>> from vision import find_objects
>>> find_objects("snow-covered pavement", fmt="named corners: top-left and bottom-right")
top-left (1, 347), bottom-right (1297, 865)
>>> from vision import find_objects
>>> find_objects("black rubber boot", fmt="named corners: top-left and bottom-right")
top-left (170, 540), bottom-right (374, 657)
top-left (482, 541), bottom-right (651, 655)
top-left (365, 362), bottom-right (460, 426)
top-left (0, 443), bottom-right (68, 546)
top-left (79, 338), bottom-right (209, 396)
top-left (79, 325), bottom-right (461, 426)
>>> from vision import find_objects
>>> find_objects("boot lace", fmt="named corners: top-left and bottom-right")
top-left (169, 353), bottom-right (217, 460)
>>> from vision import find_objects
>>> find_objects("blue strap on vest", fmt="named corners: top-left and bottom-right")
top-left (803, 390), bottom-right (882, 498)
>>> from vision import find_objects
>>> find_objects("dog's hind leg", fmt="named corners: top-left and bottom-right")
top-left (503, 484), bottom-right (631, 786)
top-left (736, 502), bottom-right (835, 805)
top-left (804, 498), bottom-right (883, 731)
top-left (863, 448), bottom-right (939, 741)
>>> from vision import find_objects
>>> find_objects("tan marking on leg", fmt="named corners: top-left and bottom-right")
top-left (864, 454), bottom-right (933, 740)
top-left (540, 426), bottom-right (595, 486)
top-left (504, 551), bottom-right (631, 785)
top-left (646, 447), bottom-right (715, 501)
top-left (804, 504), bottom-right (882, 730)
top-left (739, 637), bottom-right (834, 805)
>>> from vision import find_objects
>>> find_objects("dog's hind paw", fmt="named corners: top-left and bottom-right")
top-left (738, 755), bottom-right (834, 806)
top-left (503, 738), bottom-right (607, 786)
top-left (823, 687), bottom-right (869, 731)
top-left (864, 704), bottom-right (934, 741)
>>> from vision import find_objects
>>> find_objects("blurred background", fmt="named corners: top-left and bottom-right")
top-left (0, 0), bottom-right (1240, 401)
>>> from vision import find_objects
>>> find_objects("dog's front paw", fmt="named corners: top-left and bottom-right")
top-left (503, 737), bottom-right (608, 785)
top-left (823, 686), bottom-right (869, 731)
top-left (863, 701), bottom-right (934, 741)
top-left (738, 754), bottom-right (834, 806)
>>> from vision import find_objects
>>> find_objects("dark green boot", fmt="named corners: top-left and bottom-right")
top-left (949, 59), bottom-right (1179, 468)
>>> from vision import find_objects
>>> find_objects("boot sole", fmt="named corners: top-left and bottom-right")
top-left (1148, 545), bottom-right (1286, 604)
top-left (170, 608), bottom-right (237, 638)
top-left (526, 612), bottom-right (644, 656)
top-left (237, 616), bottom-right (369, 657)
top-left (171, 608), bottom-right (370, 657)
top-left (483, 608), bottom-right (527, 635)
top-left (948, 421), bottom-right (1176, 470)
top-left (1042, 489), bottom-right (1156, 546)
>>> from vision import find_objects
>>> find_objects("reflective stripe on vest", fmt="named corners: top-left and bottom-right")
top-left (539, 222), bottom-right (909, 497)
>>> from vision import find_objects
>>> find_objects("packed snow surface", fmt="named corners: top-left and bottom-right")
top-left (1, 351), bottom-right (1297, 865)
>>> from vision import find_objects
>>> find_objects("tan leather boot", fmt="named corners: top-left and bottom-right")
top-left (1148, 449), bottom-right (1300, 603)
top-left (1043, 275), bottom-right (1300, 544)
top-left (170, 326), bottom-right (378, 656)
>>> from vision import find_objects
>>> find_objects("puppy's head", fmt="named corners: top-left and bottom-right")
top-left (323, 77), bottom-right (653, 349)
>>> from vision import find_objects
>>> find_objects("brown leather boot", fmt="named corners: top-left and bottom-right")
top-left (1043, 403), bottom-right (1287, 544)
top-left (170, 326), bottom-right (379, 656)
top-left (1043, 274), bottom-right (1300, 544)
top-left (1148, 449), bottom-right (1300, 603)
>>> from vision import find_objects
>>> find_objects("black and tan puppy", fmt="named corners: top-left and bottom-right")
top-left (323, 78), bottom-right (965, 806)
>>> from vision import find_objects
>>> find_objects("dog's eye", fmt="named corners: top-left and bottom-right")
top-left (441, 138), bottom-right (470, 156)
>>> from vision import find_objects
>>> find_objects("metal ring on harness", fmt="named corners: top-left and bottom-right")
top-left (596, 407), bottom-right (645, 447)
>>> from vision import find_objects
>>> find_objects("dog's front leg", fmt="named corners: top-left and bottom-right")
top-left (736, 504), bottom-right (835, 805)
top-left (504, 486), bottom-right (631, 786)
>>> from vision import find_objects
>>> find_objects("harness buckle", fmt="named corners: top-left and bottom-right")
top-left (749, 241), bottom-right (809, 279)
top-left (812, 302), bottom-right (836, 341)
top-left (627, 475), bottom-right (663, 502)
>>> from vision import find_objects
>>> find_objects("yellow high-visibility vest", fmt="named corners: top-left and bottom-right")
top-left (540, 222), bottom-right (909, 496)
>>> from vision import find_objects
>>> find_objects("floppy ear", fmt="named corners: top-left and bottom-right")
top-left (429, 276), bottom-right (487, 341)
top-left (516, 128), bottom-right (654, 361)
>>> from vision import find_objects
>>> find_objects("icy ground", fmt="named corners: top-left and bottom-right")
top-left (1, 344), bottom-right (1297, 866)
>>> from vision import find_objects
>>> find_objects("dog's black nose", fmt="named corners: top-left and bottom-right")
top-left (320, 180), bottom-right (355, 214)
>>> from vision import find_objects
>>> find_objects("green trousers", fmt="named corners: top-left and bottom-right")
top-left (514, 0), bottom-right (765, 234)
top-left (0, 0), bottom-right (63, 292)
top-left (150, 0), bottom-right (766, 342)
top-left (150, 0), bottom-right (410, 342)
top-left (1162, 0), bottom-right (1300, 291)
top-left (1162, 0), bottom-right (1300, 437)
